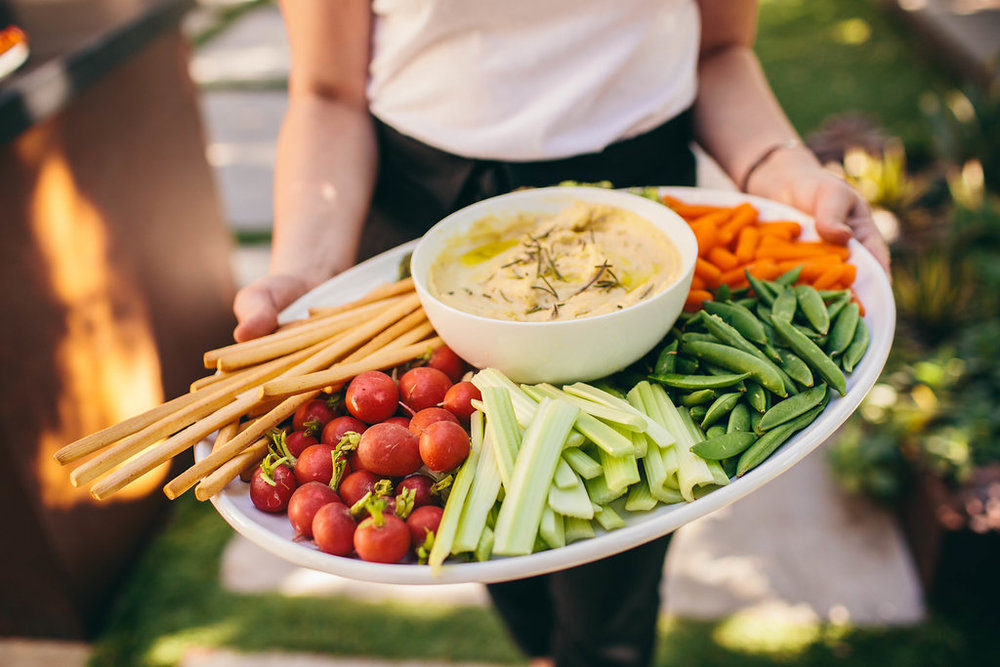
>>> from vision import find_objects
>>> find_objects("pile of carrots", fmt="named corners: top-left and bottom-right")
top-left (661, 195), bottom-right (860, 313)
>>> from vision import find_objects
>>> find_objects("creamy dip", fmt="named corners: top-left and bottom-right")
top-left (429, 201), bottom-right (683, 322)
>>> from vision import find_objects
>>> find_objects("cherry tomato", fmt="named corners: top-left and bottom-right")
top-left (287, 481), bottom-right (341, 538)
top-left (442, 381), bottom-right (481, 423)
top-left (408, 407), bottom-right (459, 435)
top-left (250, 463), bottom-right (297, 513)
top-left (338, 469), bottom-right (379, 507)
top-left (354, 513), bottom-right (411, 563)
top-left (396, 473), bottom-right (438, 508)
top-left (398, 366), bottom-right (452, 413)
top-left (425, 346), bottom-right (467, 383)
top-left (345, 371), bottom-right (400, 424)
top-left (321, 415), bottom-right (367, 445)
top-left (406, 505), bottom-right (444, 548)
top-left (312, 502), bottom-right (356, 556)
top-left (293, 398), bottom-right (336, 433)
top-left (285, 430), bottom-right (319, 457)
top-left (419, 420), bottom-right (471, 472)
top-left (357, 422), bottom-right (422, 477)
top-left (294, 443), bottom-right (337, 485)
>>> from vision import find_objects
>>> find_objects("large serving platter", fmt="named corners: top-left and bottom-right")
top-left (198, 186), bottom-right (895, 585)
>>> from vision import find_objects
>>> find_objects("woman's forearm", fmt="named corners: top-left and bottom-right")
top-left (270, 95), bottom-right (378, 287)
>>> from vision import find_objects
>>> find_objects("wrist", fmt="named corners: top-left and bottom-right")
top-left (741, 141), bottom-right (822, 200)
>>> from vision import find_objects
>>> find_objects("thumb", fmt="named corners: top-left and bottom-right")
top-left (232, 274), bottom-right (312, 342)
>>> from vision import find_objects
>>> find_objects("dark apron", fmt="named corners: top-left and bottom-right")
top-left (361, 110), bottom-right (697, 667)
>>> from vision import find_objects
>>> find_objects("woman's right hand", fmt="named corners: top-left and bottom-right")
top-left (232, 273), bottom-right (316, 342)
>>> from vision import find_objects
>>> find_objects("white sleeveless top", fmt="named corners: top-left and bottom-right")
top-left (368, 0), bottom-right (700, 161)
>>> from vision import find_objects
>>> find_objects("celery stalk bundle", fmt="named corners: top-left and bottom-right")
top-left (427, 368), bottom-right (729, 575)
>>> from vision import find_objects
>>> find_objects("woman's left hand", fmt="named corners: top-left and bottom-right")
top-left (745, 145), bottom-right (891, 276)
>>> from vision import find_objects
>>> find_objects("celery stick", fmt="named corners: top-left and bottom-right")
top-left (472, 368), bottom-right (538, 427)
top-left (647, 383), bottom-right (717, 501)
top-left (475, 526), bottom-right (494, 562)
top-left (493, 398), bottom-right (580, 556)
top-left (562, 448), bottom-right (602, 479)
top-left (593, 503), bottom-right (626, 531)
top-left (553, 456), bottom-right (579, 490)
top-left (599, 441), bottom-right (640, 495)
top-left (564, 516), bottom-right (596, 543)
top-left (522, 385), bottom-right (633, 456)
top-left (429, 410), bottom-right (484, 575)
top-left (661, 445), bottom-right (680, 489)
top-left (625, 476), bottom-right (657, 512)
top-left (629, 424), bottom-right (648, 458)
top-left (564, 381), bottom-right (676, 450)
top-left (626, 386), bottom-right (675, 502)
top-left (535, 383), bottom-right (646, 431)
top-left (452, 427), bottom-right (503, 553)
top-left (480, 385), bottom-right (522, 487)
top-left (539, 506), bottom-right (566, 549)
top-left (584, 472), bottom-right (627, 505)
top-left (657, 485), bottom-right (685, 504)
top-left (547, 468), bottom-right (594, 519)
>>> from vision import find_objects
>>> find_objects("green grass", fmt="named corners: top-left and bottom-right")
top-left (756, 0), bottom-right (960, 156)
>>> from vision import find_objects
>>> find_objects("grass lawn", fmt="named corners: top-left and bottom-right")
top-left (88, 1), bottom-right (987, 665)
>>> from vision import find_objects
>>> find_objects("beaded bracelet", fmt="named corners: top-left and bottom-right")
top-left (738, 139), bottom-right (804, 192)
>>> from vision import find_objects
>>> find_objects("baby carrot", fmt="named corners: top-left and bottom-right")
top-left (707, 246), bottom-right (740, 271)
top-left (734, 226), bottom-right (760, 264)
top-left (695, 257), bottom-right (723, 287)
top-left (720, 202), bottom-right (758, 237)
top-left (690, 208), bottom-right (735, 229)
top-left (689, 221), bottom-right (718, 257)
top-left (756, 220), bottom-right (802, 240)
top-left (685, 289), bottom-right (714, 312)
top-left (812, 264), bottom-right (845, 290)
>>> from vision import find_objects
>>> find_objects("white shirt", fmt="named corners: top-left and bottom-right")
top-left (368, 0), bottom-right (700, 161)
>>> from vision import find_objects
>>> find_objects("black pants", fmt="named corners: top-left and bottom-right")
top-left (361, 112), bottom-right (697, 667)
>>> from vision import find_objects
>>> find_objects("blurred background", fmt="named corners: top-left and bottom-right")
top-left (1, 0), bottom-right (998, 665)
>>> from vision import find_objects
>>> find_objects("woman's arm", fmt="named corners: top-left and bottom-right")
top-left (692, 0), bottom-right (890, 273)
top-left (233, 0), bottom-right (377, 341)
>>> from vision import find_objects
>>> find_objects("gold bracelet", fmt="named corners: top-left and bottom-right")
top-left (739, 139), bottom-right (804, 192)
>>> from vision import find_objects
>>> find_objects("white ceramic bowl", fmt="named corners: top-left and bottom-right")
top-left (409, 187), bottom-right (698, 384)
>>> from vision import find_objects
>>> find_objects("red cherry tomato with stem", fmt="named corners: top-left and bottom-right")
top-left (287, 481), bottom-right (341, 538)
top-left (345, 371), bottom-right (399, 424)
top-left (408, 407), bottom-right (459, 435)
top-left (419, 420), bottom-right (471, 472)
top-left (312, 502), bottom-right (357, 556)
top-left (398, 366), bottom-right (452, 413)
top-left (442, 381), bottom-right (481, 423)
top-left (357, 422), bottom-right (422, 477)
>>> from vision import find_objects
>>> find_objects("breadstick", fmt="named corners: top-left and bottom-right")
top-left (194, 437), bottom-right (269, 501)
top-left (208, 297), bottom-right (404, 372)
top-left (259, 337), bottom-right (444, 400)
top-left (90, 391), bottom-right (263, 501)
top-left (307, 276), bottom-right (414, 318)
top-left (70, 341), bottom-right (325, 488)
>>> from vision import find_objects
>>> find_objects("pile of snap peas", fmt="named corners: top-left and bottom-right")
top-left (646, 265), bottom-right (870, 479)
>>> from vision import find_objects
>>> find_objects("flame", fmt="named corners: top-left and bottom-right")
top-left (23, 143), bottom-right (168, 508)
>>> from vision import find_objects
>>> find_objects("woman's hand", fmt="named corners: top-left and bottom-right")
top-left (232, 274), bottom-right (316, 342)
top-left (746, 145), bottom-right (891, 276)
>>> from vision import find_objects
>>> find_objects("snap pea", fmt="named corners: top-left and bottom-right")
top-left (769, 315), bottom-right (847, 395)
top-left (841, 317), bottom-right (870, 373)
top-left (702, 391), bottom-right (743, 429)
top-left (757, 384), bottom-right (829, 432)
top-left (701, 300), bottom-right (768, 345)
top-left (653, 340), bottom-right (678, 376)
top-left (795, 284), bottom-right (831, 334)
top-left (776, 348), bottom-right (814, 387)
top-left (745, 271), bottom-right (777, 306)
top-left (650, 371), bottom-right (751, 390)
top-left (771, 287), bottom-right (799, 322)
top-left (689, 405), bottom-right (708, 422)
top-left (682, 331), bottom-right (722, 345)
top-left (705, 424), bottom-right (727, 439)
top-left (745, 381), bottom-right (769, 413)
top-left (675, 355), bottom-right (700, 374)
top-left (827, 301), bottom-right (860, 358)
top-left (727, 401), bottom-right (752, 433)
top-left (755, 302), bottom-right (773, 324)
top-left (682, 340), bottom-right (788, 396)
top-left (691, 431), bottom-right (758, 460)
top-left (681, 389), bottom-right (717, 406)
top-left (794, 322), bottom-right (825, 342)
top-left (773, 265), bottom-right (803, 287)
top-left (818, 288), bottom-right (851, 301)
top-left (701, 314), bottom-right (798, 395)
top-left (736, 403), bottom-right (826, 477)
top-left (825, 293), bottom-right (851, 322)
top-left (749, 406), bottom-right (764, 431)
